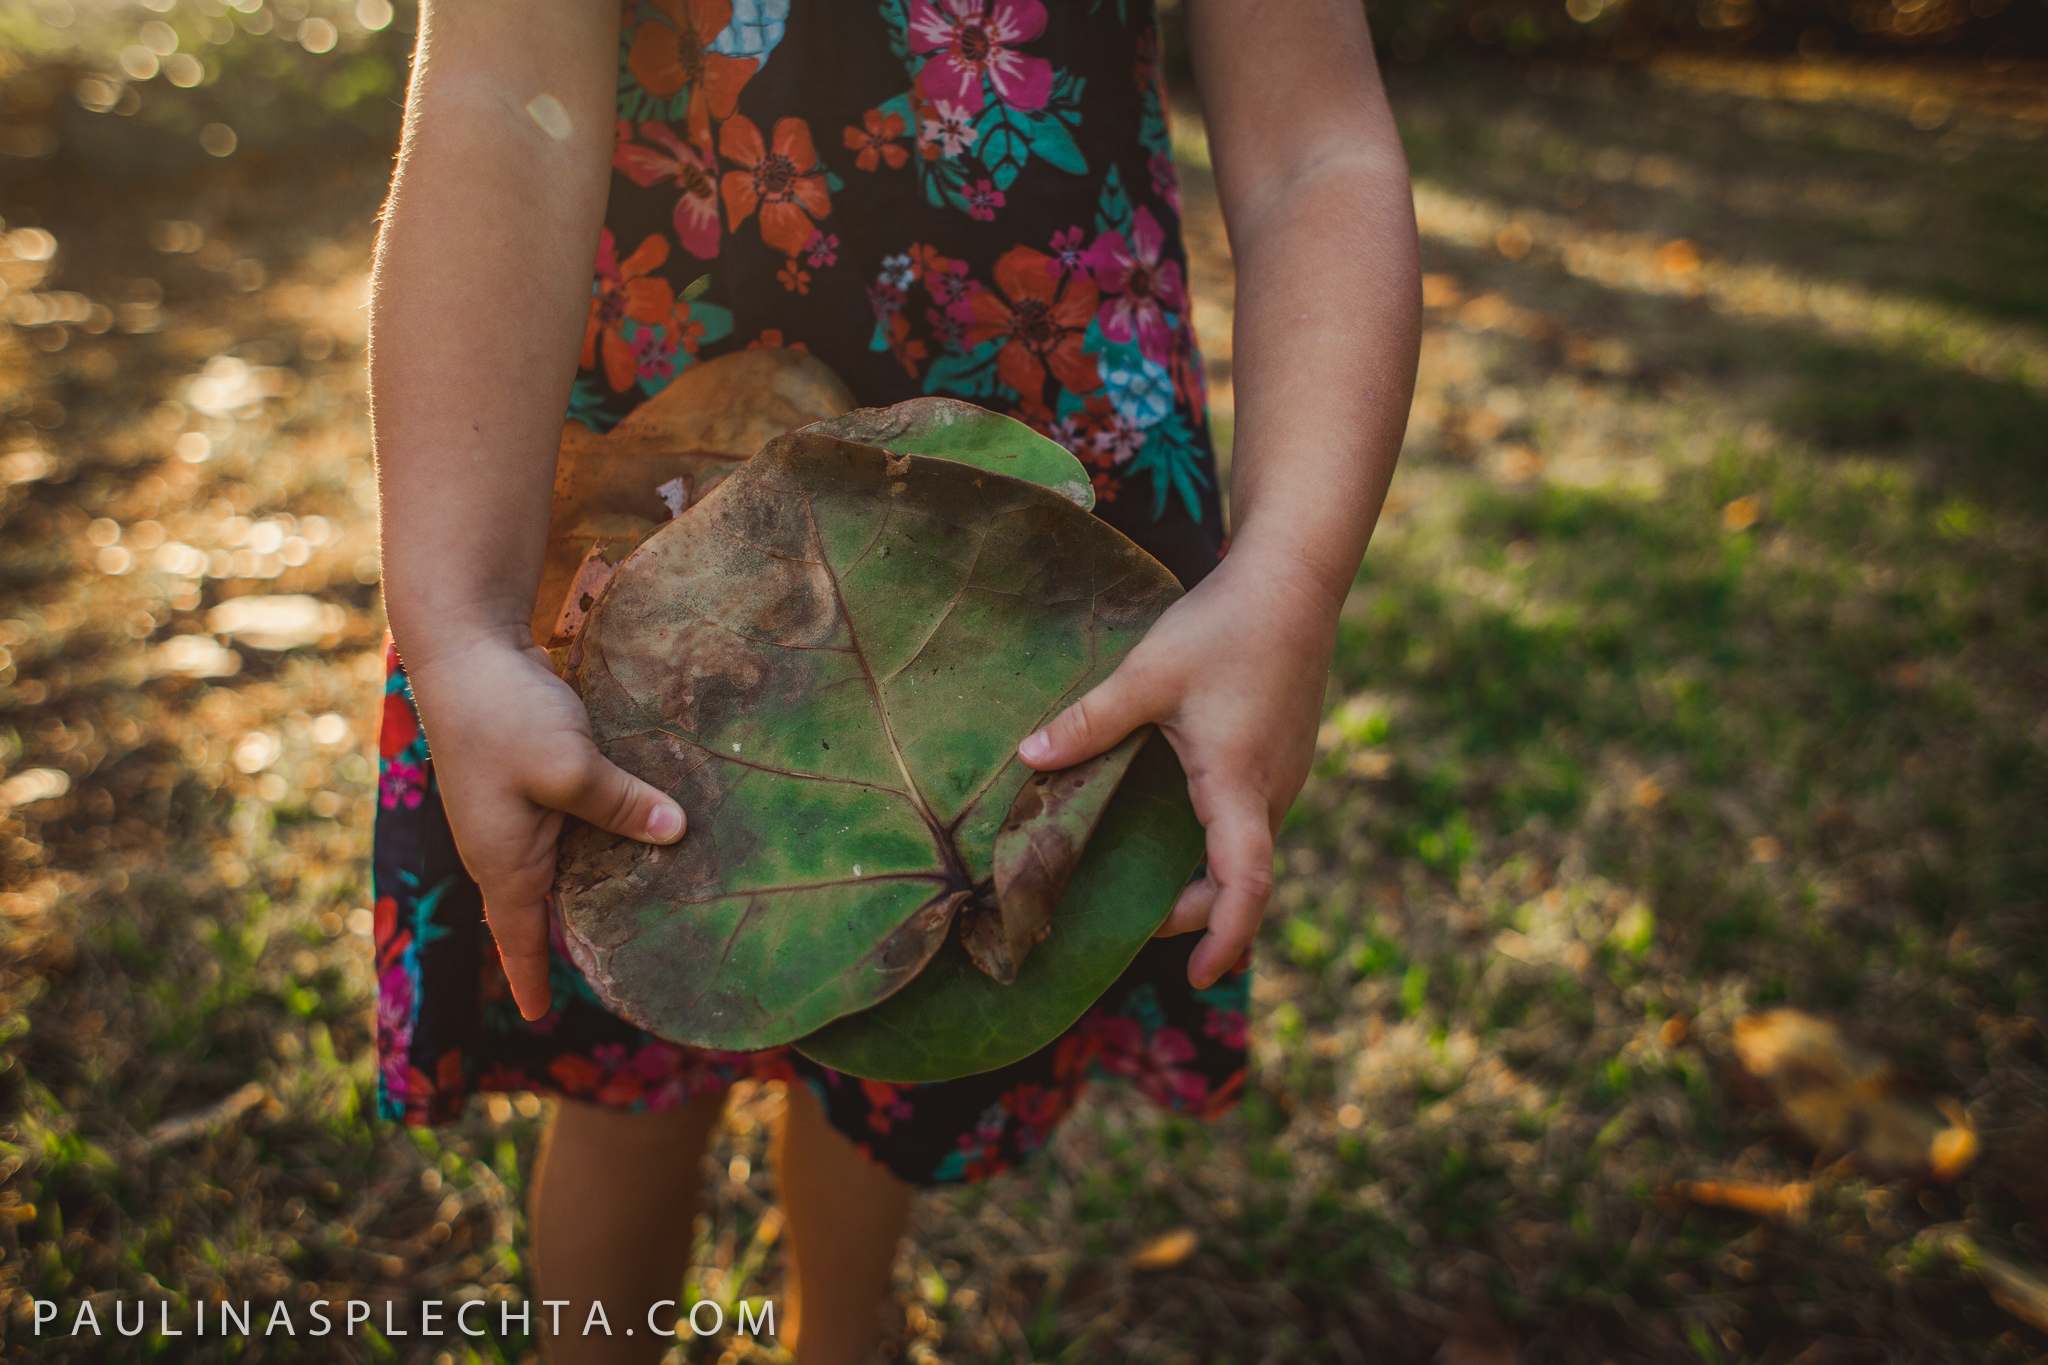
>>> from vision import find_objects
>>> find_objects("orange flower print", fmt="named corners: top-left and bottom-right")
top-left (777, 259), bottom-right (811, 294)
top-left (843, 108), bottom-right (909, 171)
top-left (548, 1051), bottom-right (604, 1099)
top-left (582, 230), bottom-right (676, 392)
top-left (719, 115), bottom-right (832, 258)
top-left (967, 245), bottom-right (1101, 407)
top-left (907, 242), bottom-right (950, 281)
top-left (746, 329), bottom-right (809, 353)
top-left (628, 0), bottom-right (759, 141)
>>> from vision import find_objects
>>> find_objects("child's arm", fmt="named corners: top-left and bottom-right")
top-left (371, 0), bottom-right (686, 1020)
top-left (1018, 0), bottom-right (1420, 988)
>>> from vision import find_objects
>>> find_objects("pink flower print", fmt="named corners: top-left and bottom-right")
top-left (1203, 1007), bottom-right (1248, 1050)
top-left (379, 760), bottom-right (426, 810)
top-left (377, 965), bottom-right (414, 1098)
top-left (920, 99), bottom-right (979, 158)
top-left (925, 258), bottom-right (980, 314)
top-left (862, 1078), bottom-right (914, 1135)
top-left (629, 326), bottom-right (677, 385)
top-left (1052, 405), bottom-right (1141, 467)
top-left (868, 280), bottom-right (907, 320)
top-left (1050, 225), bottom-right (1088, 277)
top-left (614, 120), bottom-right (722, 260)
top-left (1090, 207), bottom-right (1187, 365)
top-left (1149, 150), bottom-right (1182, 215)
top-left (1051, 409), bottom-right (1101, 459)
top-left (1098, 412), bottom-right (1144, 465)
top-left (1093, 1017), bottom-right (1208, 1110)
top-left (907, 0), bottom-right (1053, 114)
top-left (805, 230), bottom-right (840, 269)
top-left (1000, 1081), bottom-right (1076, 1155)
top-left (964, 178), bottom-right (1006, 221)
top-left (925, 305), bottom-right (969, 350)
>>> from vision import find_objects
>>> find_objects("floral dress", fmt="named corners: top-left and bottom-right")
top-left (373, 0), bottom-right (1247, 1186)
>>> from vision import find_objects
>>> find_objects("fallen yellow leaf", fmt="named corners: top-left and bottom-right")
top-left (1665, 1178), bottom-right (1813, 1225)
top-left (1128, 1228), bottom-right (1198, 1271)
top-left (1655, 239), bottom-right (1702, 276)
top-left (1722, 495), bottom-right (1761, 531)
top-left (1732, 1009), bottom-right (1976, 1181)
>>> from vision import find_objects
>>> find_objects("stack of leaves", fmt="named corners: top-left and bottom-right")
top-left (552, 396), bottom-right (1205, 1082)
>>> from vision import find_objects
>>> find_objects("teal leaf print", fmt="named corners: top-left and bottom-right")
top-left (690, 300), bottom-right (734, 347)
top-left (1026, 109), bottom-right (1087, 176)
top-left (1126, 409), bottom-right (1211, 522)
top-left (1095, 164), bottom-right (1133, 237)
top-left (567, 377), bottom-right (618, 433)
top-left (879, 0), bottom-right (914, 62)
top-left (975, 105), bottom-right (1031, 190)
top-left (923, 336), bottom-right (1013, 402)
top-left (1120, 981), bottom-right (1167, 1033)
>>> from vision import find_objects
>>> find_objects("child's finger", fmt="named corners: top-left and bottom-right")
top-left (483, 895), bottom-right (555, 1021)
top-left (530, 746), bottom-right (686, 845)
top-left (1154, 875), bottom-right (1216, 937)
top-left (1185, 791), bottom-right (1276, 988)
top-left (1018, 667), bottom-right (1158, 770)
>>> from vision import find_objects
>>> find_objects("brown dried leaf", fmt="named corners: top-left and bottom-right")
top-left (1731, 1008), bottom-right (1977, 1181)
top-left (532, 349), bottom-right (853, 646)
top-left (1664, 1177), bottom-right (1814, 1225)
top-left (1128, 1228), bottom-right (1198, 1271)
top-left (960, 727), bottom-right (1150, 984)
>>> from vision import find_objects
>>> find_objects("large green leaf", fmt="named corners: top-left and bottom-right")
top-left (807, 397), bottom-right (1094, 512)
top-left (794, 728), bottom-right (1204, 1082)
top-left (554, 407), bottom-right (1184, 1056)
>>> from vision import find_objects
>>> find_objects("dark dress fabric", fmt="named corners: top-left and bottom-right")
top-left (373, 0), bottom-right (1246, 1186)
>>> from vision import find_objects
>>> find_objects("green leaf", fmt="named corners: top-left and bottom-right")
top-left (556, 408), bottom-right (1184, 1057)
top-left (796, 728), bottom-right (1203, 1081)
top-left (809, 398), bottom-right (1092, 510)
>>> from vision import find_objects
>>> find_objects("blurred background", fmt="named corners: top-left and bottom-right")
top-left (1, 1), bottom-right (2046, 1361)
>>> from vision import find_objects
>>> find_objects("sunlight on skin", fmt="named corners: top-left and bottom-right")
top-left (525, 92), bottom-right (574, 142)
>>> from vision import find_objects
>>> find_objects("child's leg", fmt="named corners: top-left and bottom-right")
top-left (530, 1094), bottom-right (725, 1365)
top-left (772, 1082), bottom-right (916, 1365)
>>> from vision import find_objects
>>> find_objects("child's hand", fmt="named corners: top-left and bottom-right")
top-left (402, 633), bottom-right (686, 1021)
top-left (1017, 549), bottom-right (1337, 988)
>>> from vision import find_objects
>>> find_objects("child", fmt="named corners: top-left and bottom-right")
top-left (368, 1), bottom-right (1418, 1360)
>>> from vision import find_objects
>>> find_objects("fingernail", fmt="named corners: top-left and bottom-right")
top-left (1019, 729), bottom-right (1052, 764)
top-left (647, 803), bottom-right (683, 842)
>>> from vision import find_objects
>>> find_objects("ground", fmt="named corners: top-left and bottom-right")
top-left (0, 47), bottom-right (2045, 1365)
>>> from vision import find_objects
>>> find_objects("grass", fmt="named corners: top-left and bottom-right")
top-left (0, 44), bottom-right (2045, 1365)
